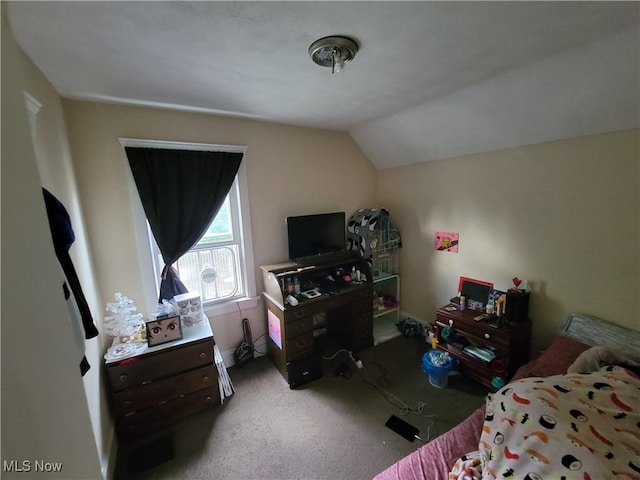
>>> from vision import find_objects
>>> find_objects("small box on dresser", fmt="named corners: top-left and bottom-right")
top-left (105, 321), bottom-right (219, 441)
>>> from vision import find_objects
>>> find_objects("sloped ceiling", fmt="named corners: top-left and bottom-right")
top-left (7, 1), bottom-right (640, 169)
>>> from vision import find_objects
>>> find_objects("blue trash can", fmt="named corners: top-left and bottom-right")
top-left (421, 350), bottom-right (457, 388)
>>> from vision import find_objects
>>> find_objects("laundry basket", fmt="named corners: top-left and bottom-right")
top-left (421, 350), bottom-right (457, 388)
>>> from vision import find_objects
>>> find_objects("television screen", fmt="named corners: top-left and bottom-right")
top-left (286, 212), bottom-right (346, 261)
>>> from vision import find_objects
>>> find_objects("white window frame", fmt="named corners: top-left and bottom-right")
top-left (120, 138), bottom-right (257, 318)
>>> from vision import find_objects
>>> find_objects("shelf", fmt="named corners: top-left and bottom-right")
top-left (373, 314), bottom-right (401, 345)
top-left (373, 306), bottom-right (399, 319)
top-left (373, 272), bottom-right (398, 283)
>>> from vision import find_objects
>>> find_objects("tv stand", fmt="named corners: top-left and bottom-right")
top-left (260, 253), bottom-right (373, 388)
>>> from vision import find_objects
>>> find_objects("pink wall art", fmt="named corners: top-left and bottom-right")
top-left (435, 231), bottom-right (459, 252)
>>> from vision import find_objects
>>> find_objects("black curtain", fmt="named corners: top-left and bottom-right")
top-left (125, 147), bottom-right (243, 302)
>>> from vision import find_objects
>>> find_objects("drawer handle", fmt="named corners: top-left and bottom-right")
top-left (119, 373), bottom-right (128, 382)
top-left (205, 396), bottom-right (212, 402)
top-left (158, 400), bottom-right (168, 405)
top-left (123, 400), bottom-right (132, 407)
top-left (295, 339), bottom-right (307, 348)
top-left (484, 333), bottom-right (490, 339)
top-left (199, 352), bottom-right (206, 358)
top-left (202, 376), bottom-right (209, 382)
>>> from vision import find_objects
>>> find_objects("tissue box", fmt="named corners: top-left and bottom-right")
top-left (173, 292), bottom-right (203, 326)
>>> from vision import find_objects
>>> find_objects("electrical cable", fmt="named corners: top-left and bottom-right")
top-left (357, 356), bottom-right (435, 441)
top-left (233, 301), bottom-right (269, 354)
top-left (321, 349), bottom-right (351, 361)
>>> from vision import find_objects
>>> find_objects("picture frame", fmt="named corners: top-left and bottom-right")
top-left (146, 315), bottom-right (183, 347)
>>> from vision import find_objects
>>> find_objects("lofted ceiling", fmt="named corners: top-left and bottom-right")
top-left (7, 1), bottom-right (640, 169)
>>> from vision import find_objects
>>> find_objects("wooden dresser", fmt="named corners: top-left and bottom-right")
top-left (433, 304), bottom-right (531, 389)
top-left (105, 321), bottom-right (219, 440)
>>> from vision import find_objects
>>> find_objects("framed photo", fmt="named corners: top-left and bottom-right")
top-left (146, 315), bottom-right (182, 347)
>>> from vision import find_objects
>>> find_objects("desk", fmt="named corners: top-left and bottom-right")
top-left (261, 255), bottom-right (373, 387)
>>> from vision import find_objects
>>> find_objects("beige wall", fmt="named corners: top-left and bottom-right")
top-left (378, 129), bottom-right (640, 351)
top-left (17, 29), bottom-right (112, 478)
top-left (62, 100), bottom-right (377, 359)
top-left (1, 11), bottom-right (102, 479)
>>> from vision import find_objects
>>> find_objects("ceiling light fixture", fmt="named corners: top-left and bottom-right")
top-left (308, 35), bottom-right (359, 74)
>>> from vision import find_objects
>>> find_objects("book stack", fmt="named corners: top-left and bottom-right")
top-left (463, 345), bottom-right (496, 362)
top-left (214, 344), bottom-right (234, 403)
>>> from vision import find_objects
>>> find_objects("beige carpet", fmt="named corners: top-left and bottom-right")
top-left (114, 335), bottom-right (487, 480)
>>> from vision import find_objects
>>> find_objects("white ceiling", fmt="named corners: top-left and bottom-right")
top-left (7, 1), bottom-right (640, 169)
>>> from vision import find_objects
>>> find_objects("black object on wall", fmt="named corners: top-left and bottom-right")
top-left (42, 188), bottom-right (99, 376)
top-left (505, 289), bottom-right (530, 322)
top-left (125, 147), bottom-right (243, 302)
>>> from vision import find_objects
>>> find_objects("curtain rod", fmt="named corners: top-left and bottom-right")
top-left (118, 138), bottom-right (246, 153)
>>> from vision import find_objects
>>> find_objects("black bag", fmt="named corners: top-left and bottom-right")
top-left (233, 318), bottom-right (254, 367)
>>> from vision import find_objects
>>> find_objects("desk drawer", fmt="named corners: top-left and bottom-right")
top-left (284, 305), bottom-right (313, 323)
top-left (107, 339), bottom-right (214, 392)
top-left (352, 286), bottom-right (374, 300)
top-left (351, 313), bottom-right (372, 333)
top-left (321, 294), bottom-right (351, 311)
top-left (111, 365), bottom-right (217, 415)
top-left (285, 332), bottom-right (314, 360)
top-left (352, 298), bottom-right (373, 315)
top-left (285, 315), bottom-right (313, 340)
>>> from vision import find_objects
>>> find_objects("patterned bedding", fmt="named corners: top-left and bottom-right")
top-left (373, 313), bottom-right (639, 480)
top-left (449, 365), bottom-right (640, 479)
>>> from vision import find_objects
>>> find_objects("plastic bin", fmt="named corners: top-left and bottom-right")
top-left (421, 350), bottom-right (457, 388)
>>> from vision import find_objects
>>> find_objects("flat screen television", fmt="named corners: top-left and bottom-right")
top-left (286, 212), bottom-right (346, 261)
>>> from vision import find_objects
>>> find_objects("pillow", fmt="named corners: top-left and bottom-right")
top-left (516, 335), bottom-right (590, 379)
top-left (567, 345), bottom-right (640, 373)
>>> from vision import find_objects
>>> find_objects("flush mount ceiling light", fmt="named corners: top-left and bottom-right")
top-left (308, 35), bottom-right (359, 74)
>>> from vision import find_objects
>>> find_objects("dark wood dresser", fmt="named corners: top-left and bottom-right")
top-left (105, 321), bottom-right (219, 440)
top-left (433, 304), bottom-right (531, 389)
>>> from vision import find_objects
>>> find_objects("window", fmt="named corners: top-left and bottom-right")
top-left (122, 139), bottom-right (256, 315)
top-left (150, 178), bottom-right (248, 304)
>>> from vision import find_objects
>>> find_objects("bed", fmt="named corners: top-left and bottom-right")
top-left (373, 313), bottom-right (640, 480)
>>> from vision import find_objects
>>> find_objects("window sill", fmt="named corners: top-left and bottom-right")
top-left (203, 296), bottom-right (260, 318)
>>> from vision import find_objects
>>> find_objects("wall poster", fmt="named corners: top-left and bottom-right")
top-left (435, 231), bottom-right (459, 252)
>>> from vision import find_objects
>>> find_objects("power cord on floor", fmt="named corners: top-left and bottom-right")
top-left (320, 348), bottom-right (435, 440)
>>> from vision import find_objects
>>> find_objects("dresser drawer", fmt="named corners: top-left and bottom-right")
top-left (107, 339), bottom-right (214, 392)
top-left (116, 385), bottom-right (219, 439)
top-left (111, 364), bottom-right (217, 415)
top-left (436, 313), bottom-right (510, 348)
top-left (284, 315), bottom-right (313, 340)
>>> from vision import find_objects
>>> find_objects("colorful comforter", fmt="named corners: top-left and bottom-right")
top-left (450, 366), bottom-right (640, 480)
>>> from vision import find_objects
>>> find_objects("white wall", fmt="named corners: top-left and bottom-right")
top-left (1, 11), bottom-right (102, 479)
top-left (377, 129), bottom-right (640, 352)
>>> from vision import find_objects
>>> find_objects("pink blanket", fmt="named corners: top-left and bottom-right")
top-left (373, 335), bottom-right (591, 480)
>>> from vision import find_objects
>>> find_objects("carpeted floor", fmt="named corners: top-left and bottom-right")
top-left (114, 335), bottom-right (488, 480)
